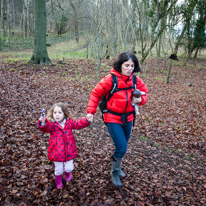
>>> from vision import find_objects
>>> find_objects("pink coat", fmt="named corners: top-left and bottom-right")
top-left (37, 117), bottom-right (90, 162)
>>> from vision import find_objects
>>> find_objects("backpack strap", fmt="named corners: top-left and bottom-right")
top-left (132, 74), bottom-right (137, 89)
top-left (132, 74), bottom-right (137, 126)
top-left (108, 74), bottom-right (136, 100)
top-left (104, 73), bottom-right (137, 127)
top-left (107, 73), bottom-right (118, 101)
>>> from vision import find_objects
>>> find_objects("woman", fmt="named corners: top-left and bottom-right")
top-left (87, 51), bottom-right (148, 187)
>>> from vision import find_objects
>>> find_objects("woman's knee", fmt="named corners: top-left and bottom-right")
top-left (121, 146), bottom-right (127, 157)
top-left (115, 144), bottom-right (127, 158)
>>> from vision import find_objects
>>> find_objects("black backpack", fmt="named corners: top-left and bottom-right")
top-left (99, 73), bottom-right (137, 126)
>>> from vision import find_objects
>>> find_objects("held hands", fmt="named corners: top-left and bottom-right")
top-left (86, 97), bottom-right (142, 122)
top-left (86, 114), bottom-right (94, 123)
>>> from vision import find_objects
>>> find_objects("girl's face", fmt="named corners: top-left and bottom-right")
top-left (121, 59), bottom-right (134, 76)
top-left (53, 106), bottom-right (64, 122)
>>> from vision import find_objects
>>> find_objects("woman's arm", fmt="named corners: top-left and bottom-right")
top-left (87, 74), bottom-right (112, 115)
top-left (136, 76), bottom-right (148, 106)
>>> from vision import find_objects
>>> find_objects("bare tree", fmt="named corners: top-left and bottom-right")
top-left (0, 0), bottom-right (3, 50)
top-left (140, 0), bottom-right (178, 63)
top-left (30, 0), bottom-right (51, 64)
top-left (22, 0), bottom-right (31, 38)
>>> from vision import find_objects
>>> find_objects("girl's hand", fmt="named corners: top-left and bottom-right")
top-left (132, 97), bottom-right (142, 104)
top-left (39, 116), bottom-right (45, 125)
top-left (86, 114), bottom-right (94, 122)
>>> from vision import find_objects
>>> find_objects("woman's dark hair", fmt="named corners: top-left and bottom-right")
top-left (112, 51), bottom-right (140, 73)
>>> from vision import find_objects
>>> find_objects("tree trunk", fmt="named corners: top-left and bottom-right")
top-left (120, 0), bottom-right (138, 54)
top-left (23, 0), bottom-right (30, 38)
top-left (75, 21), bottom-right (79, 43)
top-left (118, 5), bottom-right (127, 51)
top-left (167, 29), bottom-right (174, 53)
top-left (26, 0), bottom-right (30, 38)
top-left (112, 0), bottom-right (116, 57)
top-left (174, 25), bottom-right (186, 55)
top-left (0, 0), bottom-right (3, 50)
top-left (2, 0), bottom-right (5, 37)
top-left (30, 0), bottom-right (50, 64)
top-left (156, 42), bottom-right (161, 72)
top-left (166, 59), bottom-right (172, 84)
top-left (194, 47), bottom-right (199, 58)
top-left (140, 26), bottom-right (165, 63)
top-left (22, 1), bottom-right (25, 38)
top-left (12, 0), bottom-right (15, 37)
top-left (69, 1), bottom-right (79, 43)
top-left (134, 0), bottom-right (144, 57)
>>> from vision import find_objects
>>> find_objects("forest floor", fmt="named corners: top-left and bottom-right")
top-left (0, 54), bottom-right (205, 206)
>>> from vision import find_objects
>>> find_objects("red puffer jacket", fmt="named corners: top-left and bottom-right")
top-left (87, 69), bottom-right (148, 124)
top-left (37, 117), bottom-right (90, 162)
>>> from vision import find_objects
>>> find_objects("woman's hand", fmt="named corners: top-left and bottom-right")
top-left (39, 116), bottom-right (45, 125)
top-left (132, 97), bottom-right (142, 104)
top-left (86, 114), bottom-right (94, 122)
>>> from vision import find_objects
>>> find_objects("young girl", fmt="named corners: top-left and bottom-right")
top-left (37, 102), bottom-right (91, 189)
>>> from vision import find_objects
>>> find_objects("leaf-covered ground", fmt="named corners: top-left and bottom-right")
top-left (0, 56), bottom-right (205, 206)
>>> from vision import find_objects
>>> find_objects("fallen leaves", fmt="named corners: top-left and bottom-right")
top-left (0, 57), bottom-right (205, 205)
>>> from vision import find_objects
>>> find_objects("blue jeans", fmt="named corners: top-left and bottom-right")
top-left (106, 121), bottom-right (132, 158)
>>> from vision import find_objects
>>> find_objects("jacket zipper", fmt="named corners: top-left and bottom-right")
top-left (64, 122), bottom-right (67, 161)
top-left (57, 121), bottom-right (67, 161)
top-left (124, 79), bottom-right (129, 113)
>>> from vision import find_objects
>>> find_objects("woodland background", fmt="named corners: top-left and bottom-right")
top-left (0, 0), bottom-right (206, 205)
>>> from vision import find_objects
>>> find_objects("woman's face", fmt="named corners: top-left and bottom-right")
top-left (53, 106), bottom-right (64, 122)
top-left (121, 59), bottom-right (134, 76)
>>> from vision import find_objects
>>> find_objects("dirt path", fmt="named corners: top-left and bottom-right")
top-left (70, 38), bottom-right (91, 52)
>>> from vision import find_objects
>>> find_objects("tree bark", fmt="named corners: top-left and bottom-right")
top-left (112, 0), bottom-right (116, 57)
top-left (30, 0), bottom-right (50, 64)
top-left (193, 47), bottom-right (199, 58)
top-left (173, 25), bottom-right (186, 55)
top-left (11, 0), bottom-right (15, 37)
top-left (166, 59), bottom-right (172, 84)
top-left (140, 26), bottom-right (165, 63)
top-left (22, 0), bottom-right (25, 38)
top-left (0, 0), bottom-right (3, 50)
top-left (69, 0), bottom-right (79, 43)
top-left (27, 0), bottom-right (30, 37)
top-left (2, 0), bottom-right (5, 37)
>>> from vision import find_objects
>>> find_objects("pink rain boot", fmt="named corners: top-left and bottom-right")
top-left (65, 171), bottom-right (72, 181)
top-left (55, 174), bottom-right (63, 189)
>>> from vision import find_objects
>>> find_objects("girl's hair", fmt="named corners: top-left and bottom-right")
top-left (46, 102), bottom-right (72, 121)
top-left (112, 51), bottom-right (141, 73)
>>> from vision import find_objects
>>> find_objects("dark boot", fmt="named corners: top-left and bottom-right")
top-left (55, 174), bottom-right (63, 189)
top-left (111, 155), bottom-right (126, 177)
top-left (111, 157), bottom-right (122, 187)
top-left (119, 169), bottom-right (126, 177)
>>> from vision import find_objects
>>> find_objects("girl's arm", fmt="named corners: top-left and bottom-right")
top-left (69, 117), bottom-right (90, 130)
top-left (37, 118), bottom-right (53, 133)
